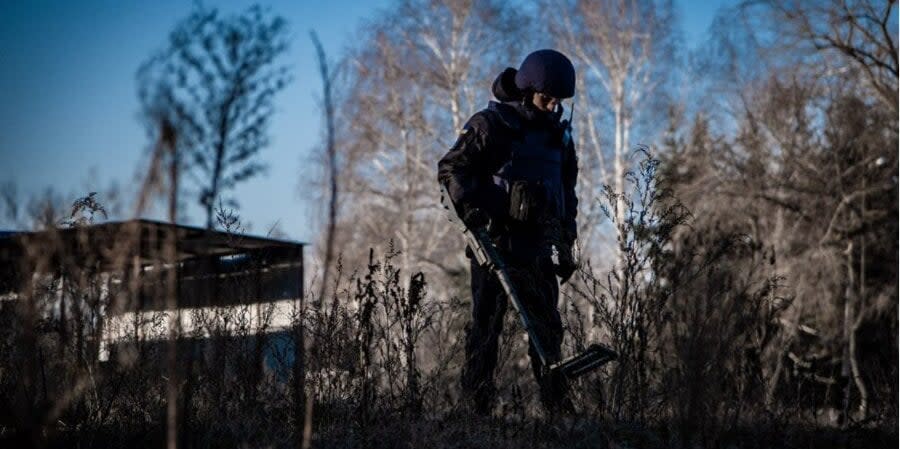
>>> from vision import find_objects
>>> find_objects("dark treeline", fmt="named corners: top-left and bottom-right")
top-left (0, 0), bottom-right (897, 448)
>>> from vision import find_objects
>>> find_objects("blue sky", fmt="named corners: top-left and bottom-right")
top-left (0, 0), bottom-right (733, 242)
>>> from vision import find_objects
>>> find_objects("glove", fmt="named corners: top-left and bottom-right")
top-left (461, 207), bottom-right (490, 230)
top-left (555, 242), bottom-right (578, 284)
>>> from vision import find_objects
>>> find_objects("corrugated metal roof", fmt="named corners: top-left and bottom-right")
top-left (0, 219), bottom-right (305, 274)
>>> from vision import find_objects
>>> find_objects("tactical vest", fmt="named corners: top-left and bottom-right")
top-left (487, 101), bottom-right (566, 226)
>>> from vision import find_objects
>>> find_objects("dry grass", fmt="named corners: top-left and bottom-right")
top-left (1, 153), bottom-right (896, 449)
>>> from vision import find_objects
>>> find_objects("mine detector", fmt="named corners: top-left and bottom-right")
top-left (440, 187), bottom-right (617, 381)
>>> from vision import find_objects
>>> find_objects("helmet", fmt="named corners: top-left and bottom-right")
top-left (514, 49), bottom-right (576, 99)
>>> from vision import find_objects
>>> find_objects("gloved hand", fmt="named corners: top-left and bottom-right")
top-left (555, 242), bottom-right (578, 284)
top-left (461, 207), bottom-right (490, 230)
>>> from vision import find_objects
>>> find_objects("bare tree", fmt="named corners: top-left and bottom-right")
top-left (138, 5), bottom-right (291, 229)
top-left (321, 0), bottom-right (527, 290)
top-left (671, 0), bottom-right (899, 422)
top-left (311, 31), bottom-right (338, 304)
top-left (752, 0), bottom-right (898, 113)
top-left (547, 0), bottom-right (679, 266)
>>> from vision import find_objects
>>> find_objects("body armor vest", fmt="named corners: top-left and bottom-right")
top-left (488, 102), bottom-right (566, 226)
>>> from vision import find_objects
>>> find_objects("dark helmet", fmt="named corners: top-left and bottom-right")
top-left (514, 49), bottom-right (576, 99)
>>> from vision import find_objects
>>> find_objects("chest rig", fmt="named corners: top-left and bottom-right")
top-left (487, 101), bottom-right (567, 226)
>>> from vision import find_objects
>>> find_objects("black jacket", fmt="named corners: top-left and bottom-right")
top-left (437, 79), bottom-right (578, 258)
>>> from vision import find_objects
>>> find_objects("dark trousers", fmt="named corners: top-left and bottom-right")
top-left (461, 255), bottom-right (570, 413)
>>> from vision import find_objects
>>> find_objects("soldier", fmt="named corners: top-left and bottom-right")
top-left (437, 49), bottom-right (579, 415)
